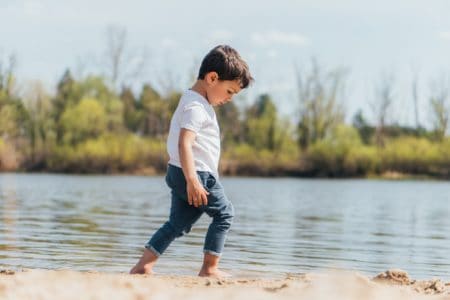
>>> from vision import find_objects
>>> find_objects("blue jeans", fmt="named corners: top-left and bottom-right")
top-left (145, 164), bottom-right (234, 257)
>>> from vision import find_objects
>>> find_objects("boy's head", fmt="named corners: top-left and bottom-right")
top-left (198, 45), bottom-right (253, 106)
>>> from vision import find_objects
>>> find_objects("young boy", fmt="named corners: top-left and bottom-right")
top-left (130, 45), bottom-right (253, 278)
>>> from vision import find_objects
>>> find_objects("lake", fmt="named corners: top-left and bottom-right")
top-left (0, 173), bottom-right (449, 280)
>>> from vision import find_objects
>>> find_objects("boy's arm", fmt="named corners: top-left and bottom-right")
top-left (179, 128), bottom-right (209, 207)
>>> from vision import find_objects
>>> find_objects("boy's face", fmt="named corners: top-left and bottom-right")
top-left (205, 72), bottom-right (241, 106)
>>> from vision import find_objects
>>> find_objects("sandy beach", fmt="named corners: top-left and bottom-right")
top-left (0, 268), bottom-right (449, 300)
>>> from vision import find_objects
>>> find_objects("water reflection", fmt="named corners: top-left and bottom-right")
top-left (0, 175), bottom-right (19, 251)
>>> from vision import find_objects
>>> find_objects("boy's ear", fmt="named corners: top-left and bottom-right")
top-left (205, 72), bottom-right (219, 84)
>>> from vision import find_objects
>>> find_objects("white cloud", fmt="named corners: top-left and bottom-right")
top-left (438, 31), bottom-right (450, 40)
top-left (251, 30), bottom-right (309, 47)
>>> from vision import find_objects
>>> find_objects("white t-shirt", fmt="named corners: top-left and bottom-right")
top-left (167, 89), bottom-right (221, 178)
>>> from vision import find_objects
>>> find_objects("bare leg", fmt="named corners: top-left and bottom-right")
top-left (129, 248), bottom-right (158, 274)
top-left (198, 252), bottom-right (231, 278)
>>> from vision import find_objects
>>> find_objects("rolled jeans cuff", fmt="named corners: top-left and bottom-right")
top-left (145, 244), bottom-right (161, 257)
top-left (203, 249), bottom-right (222, 257)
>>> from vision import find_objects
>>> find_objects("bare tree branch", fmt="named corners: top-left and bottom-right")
top-left (429, 74), bottom-right (449, 140)
top-left (371, 72), bottom-right (395, 147)
top-left (102, 25), bottom-right (149, 90)
top-left (296, 58), bottom-right (347, 149)
top-left (410, 66), bottom-right (420, 129)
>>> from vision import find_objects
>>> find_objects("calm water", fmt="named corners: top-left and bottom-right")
top-left (0, 173), bottom-right (449, 280)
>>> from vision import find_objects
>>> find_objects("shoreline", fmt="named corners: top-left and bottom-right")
top-left (1, 268), bottom-right (449, 300)
top-left (0, 170), bottom-right (447, 181)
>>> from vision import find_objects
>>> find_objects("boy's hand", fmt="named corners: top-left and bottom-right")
top-left (179, 128), bottom-right (209, 207)
top-left (186, 178), bottom-right (209, 207)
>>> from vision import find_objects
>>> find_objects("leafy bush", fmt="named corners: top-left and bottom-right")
top-left (48, 134), bottom-right (167, 173)
top-left (306, 125), bottom-right (377, 176)
top-left (60, 98), bottom-right (108, 145)
top-left (381, 137), bottom-right (449, 176)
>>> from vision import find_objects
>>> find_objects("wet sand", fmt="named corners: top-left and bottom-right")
top-left (0, 268), bottom-right (449, 300)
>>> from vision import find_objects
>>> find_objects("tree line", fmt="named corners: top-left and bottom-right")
top-left (0, 41), bottom-right (449, 178)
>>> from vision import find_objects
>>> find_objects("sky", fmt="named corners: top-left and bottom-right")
top-left (1, 0), bottom-right (450, 127)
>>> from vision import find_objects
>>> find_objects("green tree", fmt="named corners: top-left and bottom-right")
top-left (53, 69), bottom-right (81, 143)
top-left (139, 84), bottom-right (163, 136)
top-left (164, 91), bottom-right (182, 120)
top-left (60, 98), bottom-right (107, 145)
top-left (0, 53), bottom-right (28, 170)
top-left (77, 76), bottom-right (124, 133)
top-left (138, 84), bottom-right (176, 137)
top-left (53, 70), bottom-right (78, 119)
top-left (216, 101), bottom-right (242, 148)
top-left (23, 81), bottom-right (57, 169)
top-left (352, 109), bottom-right (374, 144)
top-left (120, 86), bottom-right (144, 132)
top-left (0, 101), bottom-right (29, 139)
top-left (0, 54), bottom-right (29, 142)
top-left (244, 94), bottom-right (278, 151)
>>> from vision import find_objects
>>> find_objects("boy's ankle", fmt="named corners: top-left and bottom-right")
top-left (199, 265), bottom-right (216, 273)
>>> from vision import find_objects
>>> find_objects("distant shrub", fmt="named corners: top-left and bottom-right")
top-left (381, 137), bottom-right (449, 177)
top-left (48, 134), bottom-right (167, 173)
top-left (221, 143), bottom-right (300, 176)
top-left (306, 125), bottom-right (379, 176)
top-left (60, 98), bottom-right (108, 145)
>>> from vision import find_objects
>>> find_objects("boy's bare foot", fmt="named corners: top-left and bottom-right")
top-left (198, 268), bottom-right (231, 278)
top-left (129, 264), bottom-right (154, 275)
top-left (129, 248), bottom-right (158, 275)
top-left (198, 252), bottom-right (231, 278)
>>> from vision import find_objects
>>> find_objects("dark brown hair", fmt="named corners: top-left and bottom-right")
top-left (198, 45), bottom-right (254, 89)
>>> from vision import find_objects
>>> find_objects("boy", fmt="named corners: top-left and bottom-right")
top-left (130, 45), bottom-right (253, 278)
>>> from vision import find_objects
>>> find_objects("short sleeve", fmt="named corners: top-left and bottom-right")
top-left (180, 104), bottom-right (207, 133)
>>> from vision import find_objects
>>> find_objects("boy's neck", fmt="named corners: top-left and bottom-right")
top-left (190, 80), bottom-right (209, 103)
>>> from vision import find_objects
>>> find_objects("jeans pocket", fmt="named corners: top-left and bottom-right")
top-left (196, 172), bottom-right (213, 190)
top-left (205, 175), bottom-right (216, 189)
